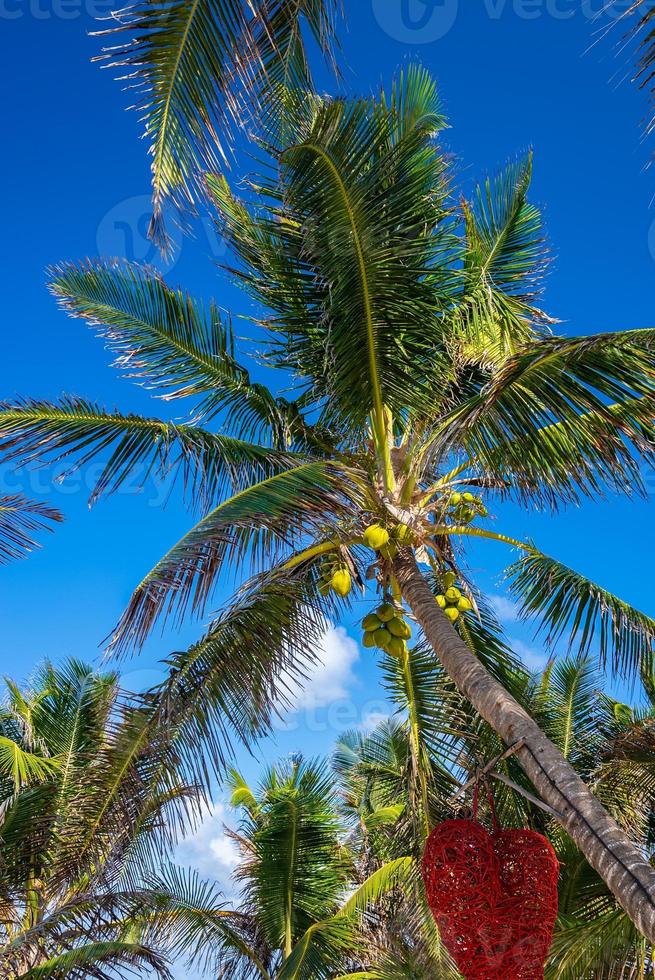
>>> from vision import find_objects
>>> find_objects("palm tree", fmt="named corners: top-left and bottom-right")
top-left (200, 756), bottom-right (410, 979)
top-left (0, 659), bottom-right (263, 978)
top-left (5, 66), bottom-right (655, 936)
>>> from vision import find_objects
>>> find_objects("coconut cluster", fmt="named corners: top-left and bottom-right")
top-left (447, 491), bottom-right (487, 526)
top-left (436, 571), bottom-right (472, 623)
top-left (362, 603), bottom-right (412, 657)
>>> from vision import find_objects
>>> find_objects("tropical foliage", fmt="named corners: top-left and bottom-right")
top-left (6, 61), bottom-right (655, 930)
top-left (0, 660), bottom-right (265, 978)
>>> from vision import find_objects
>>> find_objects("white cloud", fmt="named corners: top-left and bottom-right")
top-left (510, 638), bottom-right (549, 673)
top-left (176, 803), bottom-right (240, 886)
top-left (488, 594), bottom-right (520, 623)
top-left (287, 624), bottom-right (360, 711)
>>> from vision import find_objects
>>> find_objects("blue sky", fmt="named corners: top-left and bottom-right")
top-left (3, 0), bottom-right (655, 957)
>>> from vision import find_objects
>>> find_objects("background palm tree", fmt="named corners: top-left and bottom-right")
top-left (0, 659), bottom-right (263, 978)
top-left (5, 67), bottom-right (655, 936)
top-left (193, 756), bottom-right (411, 979)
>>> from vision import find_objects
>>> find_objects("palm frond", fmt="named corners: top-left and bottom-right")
top-left (437, 329), bottom-right (655, 501)
top-left (0, 494), bottom-right (62, 564)
top-left (477, 394), bottom-right (655, 507)
top-left (210, 66), bottom-right (453, 436)
top-left (93, 0), bottom-right (341, 248)
top-left (0, 397), bottom-right (306, 509)
top-left (21, 940), bottom-right (172, 979)
top-left (48, 259), bottom-right (291, 440)
top-left (337, 857), bottom-right (413, 917)
top-left (507, 549), bottom-right (655, 678)
top-left (455, 153), bottom-right (551, 362)
top-left (109, 460), bottom-right (359, 652)
top-left (149, 565), bottom-right (339, 788)
top-left (0, 736), bottom-right (61, 793)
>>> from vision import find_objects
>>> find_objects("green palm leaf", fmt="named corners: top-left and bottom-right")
top-left (109, 460), bottom-right (359, 652)
top-left (0, 397), bottom-right (305, 508)
top-left (456, 153), bottom-right (551, 361)
top-left (150, 564), bottom-right (339, 788)
top-left (93, 0), bottom-right (341, 248)
top-left (437, 329), bottom-right (655, 491)
top-left (508, 549), bottom-right (655, 677)
top-left (49, 259), bottom-right (291, 440)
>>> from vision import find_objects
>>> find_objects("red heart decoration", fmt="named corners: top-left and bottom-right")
top-left (422, 819), bottom-right (559, 980)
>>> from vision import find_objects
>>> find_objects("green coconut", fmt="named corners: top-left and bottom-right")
top-left (388, 618), bottom-right (411, 640)
top-left (374, 628), bottom-right (391, 650)
top-left (362, 632), bottom-right (376, 649)
top-left (445, 587), bottom-right (462, 603)
top-left (443, 571), bottom-right (457, 590)
top-left (444, 606), bottom-right (460, 623)
top-left (363, 524), bottom-right (390, 551)
top-left (436, 595), bottom-right (447, 609)
top-left (330, 568), bottom-right (352, 598)
top-left (376, 603), bottom-right (396, 623)
top-left (388, 636), bottom-right (408, 658)
top-left (457, 597), bottom-right (473, 613)
top-left (363, 613), bottom-right (382, 632)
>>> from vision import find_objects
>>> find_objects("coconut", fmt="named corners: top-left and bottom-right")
top-left (388, 618), bottom-right (411, 640)
top-left (436, 595), bottom-right (447, 609)
top-left (443, 571), bottom-right (457, 590)
top-left (450, 492), bottom-right (462, 505)
top-left (330, 568), bottom-right (352, 597)
top-left (379, 542), bottom-right (399, 560)
top-left (363, 613), bottom-right (382, 632)
top-left (376, 603), bottom-right (396, 623)
top-left (444, 606), bottom-right (460, 623)
top-left (373, 628), bottom-right (391, 650)
top-left (388, 636), bottom-right (407, 658)
top-left (362, 632), bottom-right (376, 649)
top-left (462, 492), bottom-right (475, 503)
top-left (363, 524), bottom-right (390, 551)
top-left (445, 587), bottom-right (462, 603)
top-left (457, 597), bottom-right (473, 613)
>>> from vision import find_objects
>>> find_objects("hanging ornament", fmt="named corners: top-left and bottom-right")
top-left (422, 786), bottom-right (559, 980)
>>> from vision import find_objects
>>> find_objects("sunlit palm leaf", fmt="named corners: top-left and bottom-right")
top-left (49, 259), bottom-right (290, 440)
top-left (93, 0), bottom-right (341, 248)
top-left (508, 550), bottom-right (655, 677)
top-left (0, 397), bottom-right (304, 508)
top-left (150, 564), bottom-right (340, 788)
top-left (456, 154), bottom-right (551, 362)
top-left (109, 460), bottom-right (360, 652)
top-left (437, 329), bottom-right (655, 492)
top-left (479, 395), bottom-right (655, 507)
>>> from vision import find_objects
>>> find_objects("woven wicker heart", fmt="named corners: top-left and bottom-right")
top-left (422, 819), bottom-right (559, 980)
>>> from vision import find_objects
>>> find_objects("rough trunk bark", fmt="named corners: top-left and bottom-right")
top-left (394, 550), bottom-right (655, 943)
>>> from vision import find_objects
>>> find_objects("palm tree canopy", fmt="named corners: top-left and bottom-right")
top-left (4, 65), bottom-right (655, 767)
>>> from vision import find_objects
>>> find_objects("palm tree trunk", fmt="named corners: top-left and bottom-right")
top-left (393, 550), bottom-right (655, 942)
